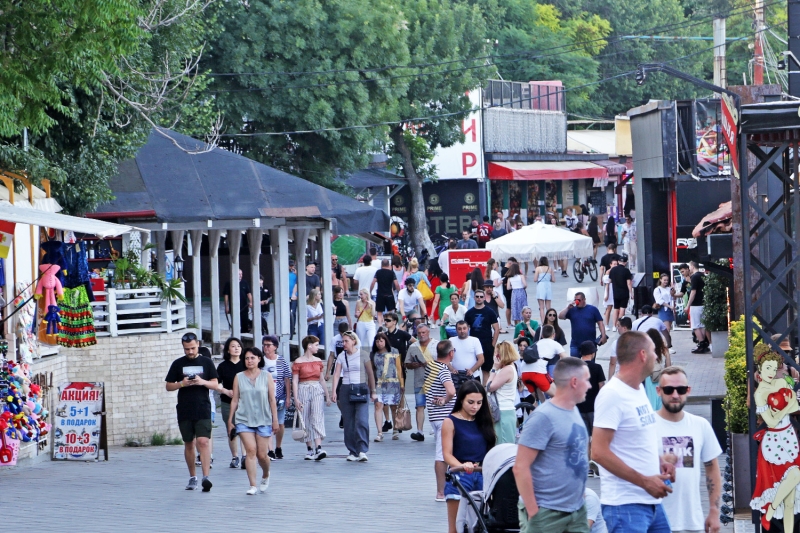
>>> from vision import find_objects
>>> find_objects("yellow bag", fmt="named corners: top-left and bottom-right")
top-left (418, 278), bottom-right (434, 301)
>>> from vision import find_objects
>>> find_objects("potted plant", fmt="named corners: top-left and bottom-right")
top-left (157, 277), bottom-right (187, 304)
top-left (724, 316), bottom-right (754, 509)
top-left (702, 259), bottom-right (731, 358)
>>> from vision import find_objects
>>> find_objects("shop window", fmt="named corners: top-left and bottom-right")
top-left (527, 182), bottom-right (541, 219)
top-left (509, 182), bottom-right (522, 220)
top-left (491, 181), bottom-right (504, 218)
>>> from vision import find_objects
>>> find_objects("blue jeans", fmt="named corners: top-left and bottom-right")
top-left (602, 503), bottom-right (671, 533)
top-left (308, 323), bottom-right (324, 345)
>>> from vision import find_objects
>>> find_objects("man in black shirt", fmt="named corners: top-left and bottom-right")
top-left (165, 332), bottom-right (219, 492)
top-left (223, 269), bottom-right (252, 333)
top-left (305, 262), bottom-right (321, 294)
top-left (687, 261), bottom-right (711, 353)
top-left (607, 258), bottom-right (633, 327)
top-left (371, 259), bottom-right (400, 326)
top-left (464, 289), bottom-right (500, 383)
top-left (599, 243), bottom-right (621, 283)
top-left (576, 340), bottom-right (606, 476)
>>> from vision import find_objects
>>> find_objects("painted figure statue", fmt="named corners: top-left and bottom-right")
top-left (751, 345), bottom-right (800, 531)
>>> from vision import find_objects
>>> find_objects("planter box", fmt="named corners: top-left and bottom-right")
top-left (711, 330), bottom-right (729, 359)
top-left (731, 432), bottom-right (752, 511)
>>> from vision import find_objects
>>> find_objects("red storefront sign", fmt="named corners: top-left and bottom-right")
top-left (449, 250), bottom-right (492, 288)
top-left (721, 93), bottom-right (739, 179)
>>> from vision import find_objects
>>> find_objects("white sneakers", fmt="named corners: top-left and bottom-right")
top-left (346, 454), bottom-right (358, 461)
top-left (358, 452), bottom-right (369, 462)
top-left (246, 486), bottom-right (258, 495)
top-left (260, 475), bottom-right (270, 492)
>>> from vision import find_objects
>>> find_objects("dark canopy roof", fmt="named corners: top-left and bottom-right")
top-left (345, 168), bottom-right (405, 190)
top-left (95, 129), bottom-right (389, 235)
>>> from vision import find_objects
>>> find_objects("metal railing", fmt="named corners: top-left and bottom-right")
top-left (91, 285), bottom-right (187, 337)
top-left (484, 80), bottom-right (566, 112)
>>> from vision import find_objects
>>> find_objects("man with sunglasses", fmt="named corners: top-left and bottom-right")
top-left (560, 292), bottom-right (606, 358)
top-left (165, 332), bottom-right (219, 492)
top-left (464, 289), bottom-right (500, 384)
top-left (655, 367), bottom-right (722, 533)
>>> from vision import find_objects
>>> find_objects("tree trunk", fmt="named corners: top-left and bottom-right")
top-left (390, 127), bottom-right (435, 258)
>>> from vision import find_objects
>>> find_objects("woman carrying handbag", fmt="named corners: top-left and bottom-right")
top-left (332, 331), bottom-right (378, 462)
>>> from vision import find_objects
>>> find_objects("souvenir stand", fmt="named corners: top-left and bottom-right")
top-left (0, 183), bottom-right (138, 466)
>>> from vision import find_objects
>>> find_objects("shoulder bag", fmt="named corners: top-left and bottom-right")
top-left (485, 377), bottom-right (502, 423)
top-left (291, 409), bottom-right (307, 442)
top-left (344, 353), bottom-right (369, 403)
top-left (418, 278), bottom-right (434, 301)
top-left (394, 394), bottom-right (413, 431)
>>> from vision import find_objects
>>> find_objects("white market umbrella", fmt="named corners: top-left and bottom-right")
top-left (486, 222), bottom-right (594, 262)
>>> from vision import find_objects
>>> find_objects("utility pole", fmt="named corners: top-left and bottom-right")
top-left (754, 0), bottom-right (765, 85)
top-left (790, 0), bottom-right (800, 97)
top-left (713, 18), bottom-right (727, 91)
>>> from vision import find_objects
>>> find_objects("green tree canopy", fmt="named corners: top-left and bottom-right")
top-left (204, 0), bottom-right (410, 188)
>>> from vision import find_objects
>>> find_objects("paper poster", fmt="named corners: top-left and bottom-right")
top-left (53, 382), bottom-right (103, 460)
top-left (0, 220), bottom-right (14, 259)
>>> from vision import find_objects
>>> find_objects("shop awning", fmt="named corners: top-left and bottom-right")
top-left (591, 159), bottom-right (627, 176)
top-left (0, 203), bottom-right (142, 237)
top-left (488, 161), bottom-right (608, 181)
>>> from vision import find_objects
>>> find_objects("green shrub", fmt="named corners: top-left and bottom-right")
top-left (169, 437), bottom-right (183, 446)
top-left (702, 259), bottom-right (730, 332)
top-left (150, 432), bottom-right (167, 446)
top-left (724, 316), bottom-right (753, 434)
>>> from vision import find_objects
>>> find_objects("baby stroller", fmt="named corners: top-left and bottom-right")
top-left (448, 443), bottom-right (520, 533)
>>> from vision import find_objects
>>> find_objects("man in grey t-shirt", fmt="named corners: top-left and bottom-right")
top-left (404, 324), bottom-right (434, 442)
top-left (513, 358), bottom-right (592, 533)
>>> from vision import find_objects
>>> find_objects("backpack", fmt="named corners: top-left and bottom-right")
top-left (522, 344), bottom-right (540, 365)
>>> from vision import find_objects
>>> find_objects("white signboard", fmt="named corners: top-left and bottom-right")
top-left (430, 90), bottom-right (484, 181)
top-left (53, 382), bottom-right (103, 460)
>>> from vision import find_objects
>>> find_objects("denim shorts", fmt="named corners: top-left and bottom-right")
top-left (276, 401), bottom-right (286, 425)
top-left (444, 471), bottom-right (483, 500)
top-left (414, 387), bottom-right (426, 408)
top-left (235, 423), bottom-right (273, 438)
top-left (602, 503), bottom-right (671, 533)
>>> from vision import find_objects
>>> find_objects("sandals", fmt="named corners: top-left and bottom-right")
top-left (392, 431), bottom-right (399, 440)
top-left (374, 433), bottom-right (384, 442)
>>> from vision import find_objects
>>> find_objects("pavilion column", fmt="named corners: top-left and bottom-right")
top-left (248, 229), bottom-right (263, 343)
top-left (140, 231), bottom-right (151, 270)
top-left (319, 224), bottom-right (334, 350)
top-left (227, 231), bottom-right (243, 339)
top-left (294, 229), bottom-right (310, 342)
top-left (155, 231), bottom-right (167, 274)
top-left (271, 227), bottom-right (291, 360)
top-left (189, 230), bottom-right (204, 332)
top-left (208, 230), bottom-right (222, 343)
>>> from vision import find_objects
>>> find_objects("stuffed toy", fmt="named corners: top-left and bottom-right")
top-left (34, 264), bottom-right (63, 334)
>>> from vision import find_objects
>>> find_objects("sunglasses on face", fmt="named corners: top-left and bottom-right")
top-left (661, 386), bottom-right (689, 395)
top-left (547, 313), bottom-right (556, 317)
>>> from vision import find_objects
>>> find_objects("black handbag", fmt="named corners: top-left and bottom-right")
top-left (344, 353), bottom-right (369, 403)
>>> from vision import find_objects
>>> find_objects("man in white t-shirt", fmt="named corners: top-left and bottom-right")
top-left (353, 256), bottom-right (378, 298)
top-left (592, 331), bottom-right (675, 533)
top-left (632, 305), bottom-right (673, 353)
top-left (398, 278), bottom-right (427, 321)
top-left (448, 321), bottom-right (484, 378)
top-left (655, 367), bottom-right (722, 533)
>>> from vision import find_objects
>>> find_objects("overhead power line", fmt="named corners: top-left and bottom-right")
top-left (217, 28), bottom-right (774, 138)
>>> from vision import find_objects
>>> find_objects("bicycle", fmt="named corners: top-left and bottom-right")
top-left (572, 257), bottom-right (598, 283)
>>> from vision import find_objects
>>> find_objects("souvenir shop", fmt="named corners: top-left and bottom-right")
top-left (0, 195), bottom-right (136, 466)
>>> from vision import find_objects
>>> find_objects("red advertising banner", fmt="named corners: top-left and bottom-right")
top-left (448, 250), bottom-right (492, 288)
top-left (721, 93), bottom-right (739, 179)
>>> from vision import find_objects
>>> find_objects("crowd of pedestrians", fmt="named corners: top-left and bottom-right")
top-left (164, 226), bottom-right (721, 533)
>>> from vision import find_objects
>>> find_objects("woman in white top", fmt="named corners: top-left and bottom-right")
top-left (486, 341), bottom-right (519, 444)
top-left (652, 273), bottom-right (676, 332)
top-left (331, 331), bottom-right (378, 462)
top-left (505, 262), bottom-right (528, 325)
top-left (441, 293), bottom-right (466, 338)
top-left (602, 258), bottom-right (618, 331)
top-left (306, 288), bottom-right (324, 344)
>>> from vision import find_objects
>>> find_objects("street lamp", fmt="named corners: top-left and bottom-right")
top-left (107, 262), bottom-right (116, 289)
top-left (174, 257), bottom-right (184, 281)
